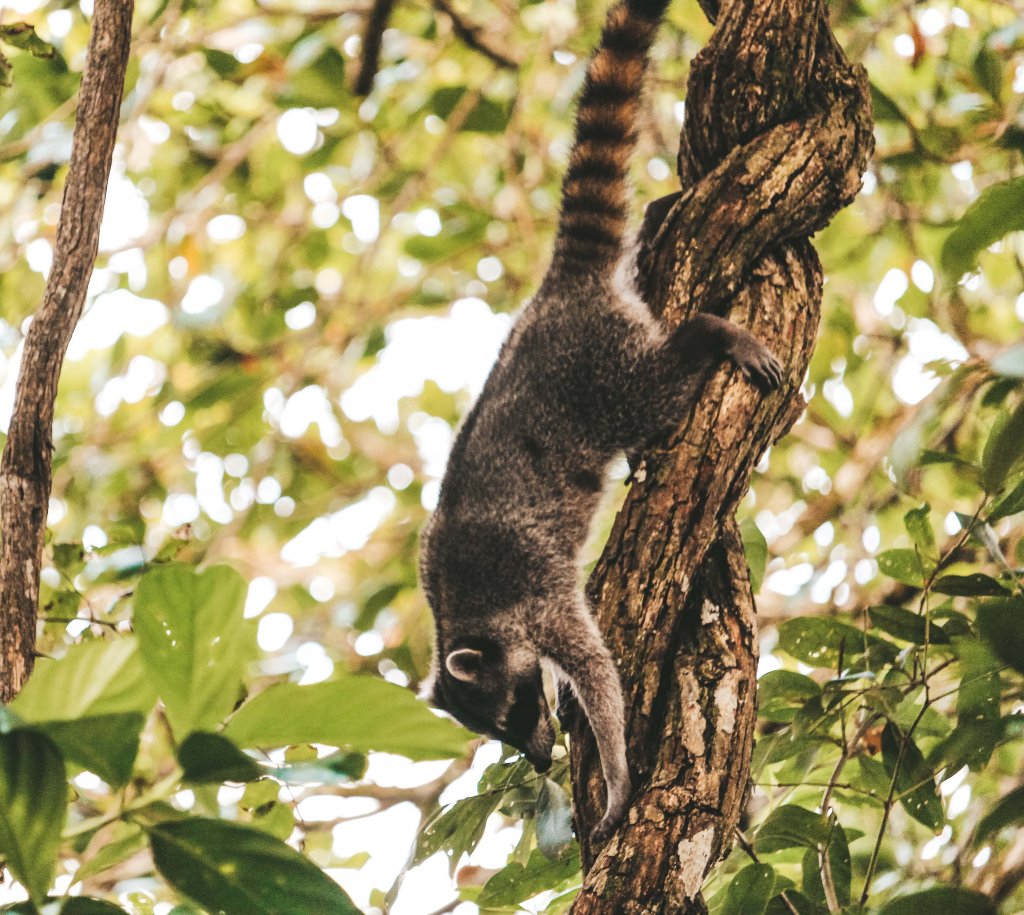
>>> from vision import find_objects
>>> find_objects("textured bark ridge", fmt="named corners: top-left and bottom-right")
top-left (0, 0), bottom-right (134, 703)
top-left (568, 0), bottom-right (872, 911)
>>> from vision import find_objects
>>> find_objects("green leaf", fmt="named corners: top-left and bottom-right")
top-left (869, 605), bottom-right (948, 645)
top-left (536, 778), bottom-right (574, 860)
top-left (147, 818), bottom-right (362, 914)
top-left (801, 819), bottom-right (850, 908)
top-left (178, 732), bottom-right (260, 784)
top-left (879, 887), bottom-right (995, 915)
top-left (224, 676), bottom-right (471, 760)
top-left (941, 175), bottom-right (1024, 282)
top-left (723, 864), bottom-right (776, 915)
top-left (989, 477), bottom-right (1024, 520)
top-left (977, 597), bottom-right (1024, 674)
top-left (982, 399), bottom-right (1024, 492)
top-left (0, 730), bottom-right (67, 904)
top-left (933, 573), bottom-right (1008, 596)
top-left (12, 638), bottom-right (156, 722)
top-left (904, 505), bottom-right (936, 556)
top-left (881, 723), bottom-right (943, 831)
top-left (928, 718), bottom-right (1003, 774)
top-left (35, 713), bottom-right (144, 788)
top-left (954, 637), bottom-right (1002, 733)
top-left (876, 549), bottom-right (927, 587)
top-left (754, 806), bottom-right (832, 854)
top-left (976, 784), bottom-right (1024, 842)
top-left (134, 564), bottom-right (255, 737)
top-left (477, 847), bottom-right (580, 907)
top-left (415, 792), bottom-right (504, 871)
top-left (870, 82), bottom-right (906, 122)
top-left (758, 671), bottom-right (821, 723)
top-left (776, 618), bottom-right (896, 669)
top-left (740, 517), bottom-right (768, 593)
top-left (0, 23), bottom-right (55, 58)
top-left (2, 900), bottom-right (129, 913)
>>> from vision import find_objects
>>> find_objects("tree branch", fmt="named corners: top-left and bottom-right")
top-left (0, 0), bottom-right (135, 703)
top-left (567, 0), bottom-right (872, 909)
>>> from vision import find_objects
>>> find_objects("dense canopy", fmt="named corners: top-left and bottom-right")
top-left (1, 0), bottom-right (1024, 912)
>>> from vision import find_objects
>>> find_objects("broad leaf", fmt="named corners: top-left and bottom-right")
top-left (35, 713), bottom-right (144, 788)
top-left (224, 676), bottom-right (470, 760)
top-left (754, 805), bottom-right (832, 854)
top-left (134, 563), bottom-right (255, 737)
top-left (981, 399), bottom-right (1024, 492)
top-left (74, 823), bottom-right (148, 884)
top-left (869, 605), bottom-right (948, 645)
top-left (876, 549), bottom-right (927, 587)
top-left (777, 618), bottom-right (896, 669)
top-left (12, 638), bottom-right (155, 722)
top-left (723, 864), bottom-right (776, 915)
top-left (1, 900), bottom-right (128, 913)
top-left (879, 887), bottom-right (995, 915)
top-left (933, 574), bottom-right (1008, 597)
top-left (477, 847), bottom-right (580, 907)
top-left (758, 670), bottom-right (821, 723)
top-left (740, 517), bottom-right (768, 593)
top-left (0, 730), bottom-right (66, 903)
top-left (977, 597), bottom-right (1024, 674)
top-left (881, 723), bottom-right (943, 831)
top-left (940, 175), bottom-right (1024, 281)
top-left (178, 732), bottom-right (260, 784)
top-left (147, 818), bottom-right (361, 914)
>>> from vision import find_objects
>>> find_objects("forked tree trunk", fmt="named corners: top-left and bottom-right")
top-left (568, 0), bottom-right (873, 911)
top-left (0, 0), bottom-right (134, 702)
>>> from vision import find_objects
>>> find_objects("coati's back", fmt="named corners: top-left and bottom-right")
top-left (423, 0), bottom-right (673, 594)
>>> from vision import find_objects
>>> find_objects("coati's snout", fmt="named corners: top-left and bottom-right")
top-left (432, 640), bottom-right (556, 771)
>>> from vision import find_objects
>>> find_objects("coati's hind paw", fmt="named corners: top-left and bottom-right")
top-left (731, 338), bottom-right (784, 392)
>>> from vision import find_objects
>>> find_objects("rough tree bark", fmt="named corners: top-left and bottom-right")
top-left (567, 0), bottom-right (872, 911)
top-left (0, 0), bottom-right (134, 703)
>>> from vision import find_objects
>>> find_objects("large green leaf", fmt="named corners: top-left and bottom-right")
top-left (1, 900), bottom-right (128, 914)
top-left (977, 597), bottom-right (1024, 674)
top-left (981, 399), bottom-right (1024, 492)
top-left (940, 175), bottom-right (1024, 281)
top-left (776, 618), bottom-right (896, 669)
top-left (740, 517), bottom-right (768, 593)
top-left (881, 723), bottom-right (943, 831)
top-left (869, 605), bottom-right (948, 645)
top-left (0, 730), bottom-right (67, 904)
top-left (223, 676), bottom-right (471, 760)
top-left (879, 887), bottom-right (995, 915)
top-left (11, 638), bottom-right (155, 722)
top-left (536, 777), bottom-right (574, 860)
top-left (147, 818), bottom-right (362, 914)
top-left (723, 864), bottom-right (776, 915)
top-left (35, 713), bottom-right (144, 788)
top-left (753, 806), bottom-right (833, 854)
top-left (134, 563), bottom-right (255, 737)
top-left (876, 549), bottom-right (927, 587)
top-left (757, 671), bottom-right (821, 724)
top-left (178, 732), bottom-right (260, 784)
top-left (477, 847), bottom-right (580, 907)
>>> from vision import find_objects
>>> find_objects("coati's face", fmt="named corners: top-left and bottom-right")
top-left (430, 639), bottom-right (556, 771)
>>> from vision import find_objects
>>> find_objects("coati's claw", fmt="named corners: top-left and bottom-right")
top-left (734, 343), bottom-right (784, 392)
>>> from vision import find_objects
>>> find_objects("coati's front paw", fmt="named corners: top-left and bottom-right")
top-left (731, 338), bottom-right (784, 392)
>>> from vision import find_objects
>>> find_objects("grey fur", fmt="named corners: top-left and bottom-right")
top-left (419, 0), bottom-right (783, 845)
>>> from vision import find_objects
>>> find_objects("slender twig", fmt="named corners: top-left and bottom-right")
top-left (430, 0), bottom-right (519, 69)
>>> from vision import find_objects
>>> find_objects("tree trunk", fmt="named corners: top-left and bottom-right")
top-left (568, 0), bottom-right (873, 911)
top-left (0, 0), bottom-right (134, 703)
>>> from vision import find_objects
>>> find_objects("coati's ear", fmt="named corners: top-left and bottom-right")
top-left (445, 648), bottom-right (484, 682)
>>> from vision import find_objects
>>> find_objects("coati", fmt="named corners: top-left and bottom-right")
top-left (419, 0), bottom-right (782, 843)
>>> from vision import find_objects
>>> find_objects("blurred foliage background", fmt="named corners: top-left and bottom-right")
top-left (1, 0), bottom-right (1024, 911)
